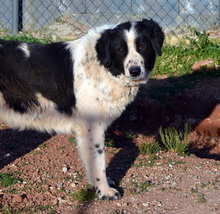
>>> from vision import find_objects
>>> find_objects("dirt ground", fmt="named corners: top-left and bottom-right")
top-left (0, 73), bottom-right (220, 214)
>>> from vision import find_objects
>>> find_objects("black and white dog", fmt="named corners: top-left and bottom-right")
top-left (0, 19), bottom-right (164, 200)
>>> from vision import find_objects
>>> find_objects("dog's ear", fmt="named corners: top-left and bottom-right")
top-left (142, 19), bottom-right (165, 56)
top-left (95, 30), bottom-right (112, 67)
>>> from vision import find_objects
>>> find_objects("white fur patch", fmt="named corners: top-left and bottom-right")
top-left (18, 43), bottom-right (30, 58)
top-left (124, 22), bottom-right (146, 81)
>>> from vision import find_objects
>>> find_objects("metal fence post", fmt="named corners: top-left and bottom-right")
top-left (219, 0), bottom-right (220, 28)
top-left (12, 0), bottom-right (19, 35)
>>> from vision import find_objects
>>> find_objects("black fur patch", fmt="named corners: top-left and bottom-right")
top-left (0, 40), bottom-right (75, 115)
top-left (98, 149), bottom-right (103, 154)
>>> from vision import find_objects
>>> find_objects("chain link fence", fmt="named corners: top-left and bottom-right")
top-left (0, 0), bottom-right (219, 40)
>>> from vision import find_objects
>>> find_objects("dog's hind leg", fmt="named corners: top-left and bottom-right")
top-left (75, 121), bottom-right (121, 200)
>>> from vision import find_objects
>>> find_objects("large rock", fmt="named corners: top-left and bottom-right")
top-left (192, 59), bottom-right (218, 73)
top-left (194, 104), bottom-right (220, 136)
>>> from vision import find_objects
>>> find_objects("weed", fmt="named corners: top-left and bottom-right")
top-left (197, 193), bottom-right (206, 203)
top-left (4, 187), bottom-right (18, 194)
top-left (64, 176), bottom-right (72, 181)
top-left (71, 171), bottom-right (84, 181)
top-left (138, 181), bottom-right (156, 192)
top-left (167, 159), bottom-right (186, 165)
top-left (200, 182), bottom-right (211, 188)
top-left (32, 151), bottom-right (42, 156)
top-left (0, 173), bottom-right (19, 187)
top-left (214, 162), bottom-right (220, 166)
top-left (70, 186), bottom-right (96, 203)
top-left (139, 141), bottom-right (161, 156)
top-left (159, 124), bottom-right (190, 155)
top-left (190, 185), bottom-right (199, 193)
top-left (125, 132), bottom-right (135, 140)
top-left (133, 155), bottom-right (160, 168)
top-left (0, 122), bottom-right (9, 130)
top-left (161, 187), bottom-right (166, 192)
top-left (55, 17), bottom-right (66, 24)
top-left (39, 143), bottom-right (47, 148)
top-left (58, 146), bottom-right (66, 150)
top-left (105, 137), bottom-right (115, 147)
top-left (131, 181), bottom-right (156, 194)
top-left (68, 137), bottom-right (77, 144)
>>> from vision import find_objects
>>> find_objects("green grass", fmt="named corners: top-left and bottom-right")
top-left (68, 137), bottom-right (77, 144)
top-left (0, 34), bottom-right (50, 44)
top-left (167, 159), bottom-right (186, 165)
top-left (197, 193), bottom-right (206, 203)
top-left (0, 173), bottom-right (19, 187)
top-left (105, 136), bottom-right (115, 147)
top-left (190, 184), bottom-right (207, 203)
top-left (138, 181), bottom-right (156, 192)
top-left (154, 29), bottom-right (220, 77)
top-left (139, 141), bottom-right (161, 156)
top-left (159, 124), bottom-right (190, 155)
top-left (70, 186), bottom-right (96, 203)
top-left (132, 155), bottom-right (160, 167)
top-left (32, 151), bottom-right (42, 156)
top-left (131, 180), bottom-right (156, 194)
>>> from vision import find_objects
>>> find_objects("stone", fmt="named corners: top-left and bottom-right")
top-left (194, 104), bottom-right (220, 136)
top-left (62, 166), bottom-right (68, 173)
top-left (12, 194), bottom-right (24, 203)
top-left (192, 59), bottom-right (218, 73)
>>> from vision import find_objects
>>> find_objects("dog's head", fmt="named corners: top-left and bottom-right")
top-left (95, 19), bottom-right (164, 85)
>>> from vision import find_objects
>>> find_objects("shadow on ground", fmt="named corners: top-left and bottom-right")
top-left (0, 130), bottom-right (52, 169)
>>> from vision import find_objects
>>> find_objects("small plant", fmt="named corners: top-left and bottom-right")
top-left (125, 132), bottom-right (135, 140)
top-left (138, 181), bottom-right (156, 192)
top-left (131, 181), bottom-right (156, 194)
top-left (39, 143), bottom-right (47, 148)
top-left (68, 137), bottom-right (77, 144)
top-left (139, 141), bottom-right (161, 156)
top-left (0, 122), bottom-right (9, 130)
top-left (58, 146), bottom-right (66, 150)
top-left (197, 193), bottom-right (206, 203)
top-left (32, 151), bottom-right (42, 156)
top-left (0, 173), bottom-right (19, 187)
top-left (159, 124), bottom-right (190, 155)
top-left (105, 137), bottom-right (115, 147)
top-left (190, 185), bottom-right (199, 194)
top-left (70, 186), bottom-right (96, 203)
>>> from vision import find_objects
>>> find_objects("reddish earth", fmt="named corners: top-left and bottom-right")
top-left (0, 73), bottom-right (220, 214)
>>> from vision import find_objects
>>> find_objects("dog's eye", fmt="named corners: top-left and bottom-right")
top-left (138, 44), bottom-right (146, 51)
top-left (117, 48), bottom-right (126, 53)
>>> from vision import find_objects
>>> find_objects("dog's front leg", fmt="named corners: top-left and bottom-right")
top-left (76, 122), bottom-right (121, 200)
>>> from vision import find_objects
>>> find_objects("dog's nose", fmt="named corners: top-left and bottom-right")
top-left (129, 66), bottom-right (141, 77)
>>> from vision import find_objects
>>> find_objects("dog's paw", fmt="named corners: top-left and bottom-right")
top-left (96, 187), bottom-right (121, 200)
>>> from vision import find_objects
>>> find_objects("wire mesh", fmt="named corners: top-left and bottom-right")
top-left (0, 0), bottom-right (219, 39)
